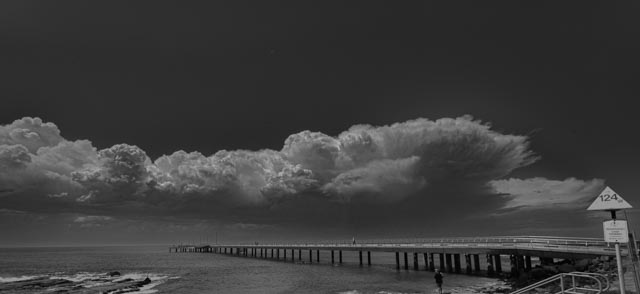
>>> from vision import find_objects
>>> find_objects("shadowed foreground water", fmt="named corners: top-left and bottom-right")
top-left (0, 245), bottom-right (509, 293)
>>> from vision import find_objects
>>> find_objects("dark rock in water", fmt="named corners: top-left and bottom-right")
top-left (115, 278), bottom-right (133, 283)
top-left (108, 271), bottom-right (121, 277)
top-left (135, 277), bottom-right (151, 287)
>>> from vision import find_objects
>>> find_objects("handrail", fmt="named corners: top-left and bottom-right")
top-left (192, 236), bottom-right (608, 246)
top-left (510, 272), bottom-right (609, 294)
top-left (187, 237), bottom-right (624, 249)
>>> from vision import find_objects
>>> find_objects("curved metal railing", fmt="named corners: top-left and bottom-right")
top-left (510, 271), bottom-right (610, 294)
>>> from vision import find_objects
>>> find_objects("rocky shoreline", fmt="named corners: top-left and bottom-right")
top-left (0, 271), bottom-right (163, 294)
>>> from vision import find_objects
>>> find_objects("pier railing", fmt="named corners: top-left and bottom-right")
top-left (176, 236), bottom-right (611, 246)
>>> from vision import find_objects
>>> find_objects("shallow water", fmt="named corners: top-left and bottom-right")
top-left (0, 246), bottom-right (509, 293)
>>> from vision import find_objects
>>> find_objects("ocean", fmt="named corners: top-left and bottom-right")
top-left (0, 245), bottom-right (510, 293)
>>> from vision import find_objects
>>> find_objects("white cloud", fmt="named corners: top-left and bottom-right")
top-left (0, 116), bottom-right (539, 219)
top-left (0, 117), bottom-right (64, 153)
top-left (73, 215), bottom-right (114, 223)
top-left (490, 177), bottom-right (605, 210)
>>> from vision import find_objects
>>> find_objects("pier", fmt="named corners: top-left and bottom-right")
top-left (169, 236), bottom-right (628, 277)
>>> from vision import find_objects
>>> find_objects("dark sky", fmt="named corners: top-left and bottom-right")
top-left (1, 1), bottom-right (639, 245)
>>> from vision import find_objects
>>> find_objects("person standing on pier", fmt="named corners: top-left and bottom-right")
top-left (434, 269), bottom-right (443, 294)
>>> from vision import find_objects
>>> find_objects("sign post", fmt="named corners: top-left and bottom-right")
top-left (588, 186), bottom-right (633, 294)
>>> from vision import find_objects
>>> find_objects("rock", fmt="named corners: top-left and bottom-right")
top-left (108, 271), bottom-right (121, 277)
top-left (557, 263), bottom-right (576, 272)
top-left (134, 277), bottom-right (151, 287)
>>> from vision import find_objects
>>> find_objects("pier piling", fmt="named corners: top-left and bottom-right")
top-left (404, 252), bottom-right (409, 270)
top-left (473, 254), bottom-right (480, 272)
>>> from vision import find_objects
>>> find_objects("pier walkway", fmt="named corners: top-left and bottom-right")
top-left (170, 236), bottom-right (629, 276)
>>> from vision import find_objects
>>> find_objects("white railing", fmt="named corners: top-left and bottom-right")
top-left (510, 272), bottom-right (610, 294)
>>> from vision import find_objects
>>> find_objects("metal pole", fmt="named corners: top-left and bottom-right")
top-left (616, 243), bottom-right (626, 294)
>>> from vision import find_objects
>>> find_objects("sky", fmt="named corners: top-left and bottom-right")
top-left (0, 1), bottom-right (639, 246)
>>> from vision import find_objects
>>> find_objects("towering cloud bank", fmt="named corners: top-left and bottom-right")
top-left (0, 116), bottom-right (541, 216)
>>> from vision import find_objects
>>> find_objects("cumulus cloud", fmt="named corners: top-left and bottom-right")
top-left (149, 149), bottom-right (316, 206)
top-left (0, 117), bottom-right (64, 153)
top-left (0, 144), bottom-right (31, 169)
top-left (284, 117), bottom-right (538, 201)
top-left (490, 177), bottom-right (605, 210)
top-left (322, 156), bottom-right (425, 202)
top-left (0, 116), bottom-right (541, 222)
top-left (71, 144), bottom-right (151, 203)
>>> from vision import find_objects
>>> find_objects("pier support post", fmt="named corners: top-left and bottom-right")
top-left (517, 255), bottom-right (525, 272)
top-left (465, 254), bottom-right (472, 274)
top-left (413, 253), bottom-right (419, 270)
top-left (271, 248), bottom-right (274, 258)
top-left (423, 253), bottom-right (429, 271)
top-left (276, 249), bottom-right (279, 259)
top-left (359, 251), bottom-right (363, 266)
top-left (494, 255), bottom-right (502, 273)
top-left (339, 250), bottom-right (343, 264)
top-left (429, 253), bottom-right (435, 271)
top-left (316, 250), bottom-right (320, 262)
top-left (291, 249), bottom-right (295, 262)
top-left (445, 254), bottom-right (453, 273)
top-left (395, 252), bottom-right (400, 270)
top-left (404, 252), bottom-right (409, 270)
top-left (486, 254), bottom-right (495, 276)
top-left (473, 254), bottom-right (481, 272)
top-left (510, 255), bottom-right (518, 277)
top-left (525, 256), bottom-right (532, 272)
top-left (454, 254), bottom-right (461, 273)
top-left (367, 251), bottom-right (371, 266)
top-left (284, 249), bottom-right (287, 260)
top-left (298, 249), bottom-right (301, 261)
top-left (331, 250), bottom-right (335, 264)
top-left (309, 250), bottom-right (312, 263)
top-left (439, 253), bottom-right (445, 271)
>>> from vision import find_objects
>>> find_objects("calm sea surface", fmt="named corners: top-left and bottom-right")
top-left (0, 245), bottom-right (509, 293)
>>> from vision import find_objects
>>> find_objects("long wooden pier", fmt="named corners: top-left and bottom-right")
top-left (170, 236), bottom-right (628, 277)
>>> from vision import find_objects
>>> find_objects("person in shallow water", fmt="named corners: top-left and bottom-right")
top-left (434, 268), bottom-right (443, 294)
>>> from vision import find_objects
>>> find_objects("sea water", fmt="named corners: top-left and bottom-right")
top-left (0, 245), bottom-right (509, 293)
